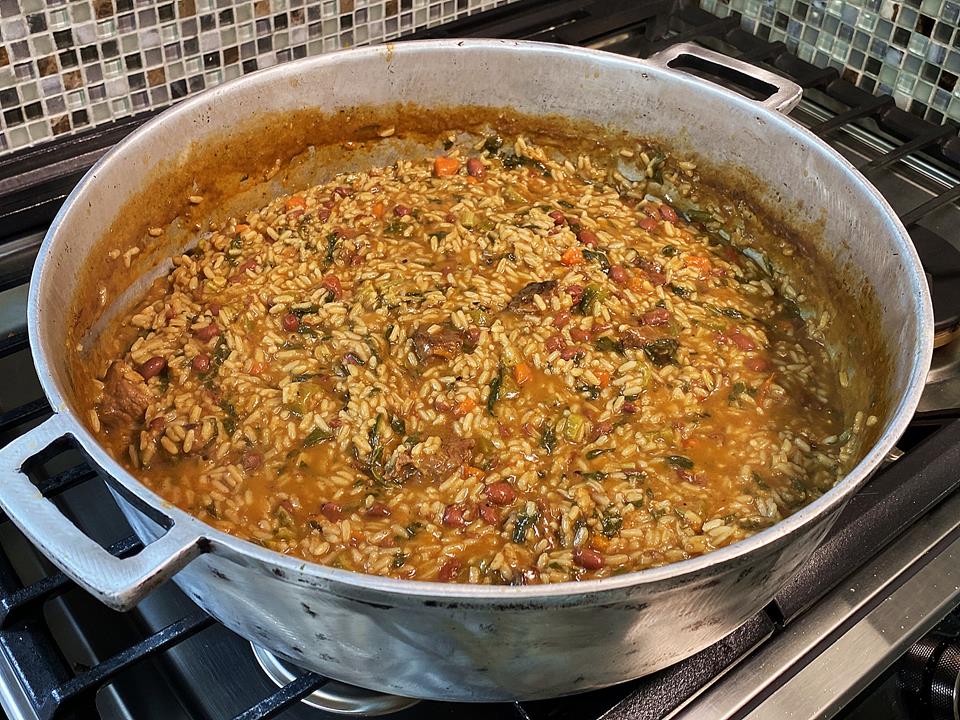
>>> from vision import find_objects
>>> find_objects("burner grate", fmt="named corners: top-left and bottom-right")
top-left (0, 2), bottom-right (959, 719)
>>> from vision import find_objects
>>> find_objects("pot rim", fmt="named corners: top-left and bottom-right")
top-left (29, 38), bottom-right (935, 602)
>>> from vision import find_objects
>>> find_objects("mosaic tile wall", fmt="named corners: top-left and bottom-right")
top-left (0, 0), bottom-right (515, 155)
top-left (701, 0), bottom-right (960, 123)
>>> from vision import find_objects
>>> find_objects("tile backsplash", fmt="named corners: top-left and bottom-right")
top-left (0, 0), bottom-right (513, 155)
top-left (701, 0), bottom-right (960, 124)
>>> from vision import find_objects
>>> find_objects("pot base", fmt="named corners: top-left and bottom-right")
top-left (250, 643), bottom-right (420, 715)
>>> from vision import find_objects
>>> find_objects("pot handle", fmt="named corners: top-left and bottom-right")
top-left (0, 414), bottom-right (205, 611)
top-left (647, 42), bottom-right (803, 115)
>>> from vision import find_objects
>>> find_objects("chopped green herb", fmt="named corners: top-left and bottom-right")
top-left (582, 248), bottom-right (610, 271)
top-left (600, 514), bottom-right (623, 537)
top-left (585, 448), bottom-right (612, 460)
top-left (391, 552), bottom-right (408, 568)
top-left (303, 427), bottom-right (333, 448)
top-left (661, 245), bottom-right (678, 257)
top-left (576, 470), bottom-right (607, 481)
top-left (483, 134), bottom-right (503, 153)
top-left (720, 307), bottom-right (745, 319)
top-left (576, 284), bottom-right (602, 315)
top-left (664, 455), bottom-right (694, 469)
top-left (669, 283), bottom-right (692, 298)
top-left (541, 425), bottom-right (557, 454)
top-left (512, 512), bottom-right (537, 544)
top-left (291, 304), bottom-right (320, 317)
top-left (325, 232), bottom-right (340, 264)
top-left (389, 413), bottom-right (405, 435)
top-left (643, 338), bottom-right (679, 366)
top-left (487, 365), bottom-right (504, 416)
top-left (576, 383), bottom-right (601, 400)
top-left (594, 336), bottom-right (625, 356)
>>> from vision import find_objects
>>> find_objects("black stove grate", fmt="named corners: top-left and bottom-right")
top-left (1, 1), bottom-right (960, 719)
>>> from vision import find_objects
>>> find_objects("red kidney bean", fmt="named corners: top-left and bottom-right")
top-left (466, 158), bottom-right (485, 178)
top-left (479, 502), bottom-right (500, 525)
top-left (195, 323), bottom-right (219, 341)
top-left (745, 356), bottom-right (770, 372)
top-left (622, 401), bottom-right (638, 414)
top-left (365, 502), bottom-right (391, 518)
top-left (638, 216), bottom-right (658, 231)
top-left (319, 502), bottom-right (342, 521)
top-left (577, 229), bottom-right (598, 247)
top-left (590, 421), bottom-right (613, 442)
top-left (208, 302), bottom-right (221, 316)
top-left (553, 311), bottom-right (571, 328)
top-left (149, 417), bottom-right (166, 432)
top-left (573, 547), bottom-right (604, 570)
top-left (565, 285), bottom-right (583, 304)
top-left (333, 186), bottom-right (353, 198)
top-left (548, 210), bottom-right (566, 226)
top-left (729, 330), bottom-right (757, 351)
top-left (321, 274), bottom-right (343, 300)
top-left (282, 313), bottom-right (299, 332)
top-left (569, 327), bottom-right (591, 343)
top-left (393, 204), bottom-right (411, 217)
top-left (241, 452), bottom-right (262, 471)
top-left (442, 505), bottom-right (467, 528)
top-left (642, 308), bottom-right (672, 326)
top-left (230, 259), bottom-right (257, 281)
top-left (316, 207), bottom-right (331, 222)
top-left (140, 356), bottom-right (167, 379)
top-left (561, 345), bottom-right (583, 361)
top-left (437, 558), bottom-right (462, 582)
top-left (608, 264), bottom-right (629, 285)
top-left (659, 204), bottom-right (678, 223)
top-left (484, 481), bottom-right (516, 506)
top-left (192, 354), bottom-right (211, 373)
top-left (545, 334), bottom-right (565, 352)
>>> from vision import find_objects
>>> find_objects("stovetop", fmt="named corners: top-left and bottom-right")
top-left (1, 1), bottom-right (960, 719)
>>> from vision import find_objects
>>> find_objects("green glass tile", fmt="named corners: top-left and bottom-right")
top-left (914, 79), bottom-right (934, 102)
top-left (857, 9), bottom-right (878, 31)
top-left (26, 121), bottom-right (48, 141)
top-left (909, 33), bottom-right (929, 55)
top-left (947, 50), bottom-right (960, 72)
top-left (948, 95), bottom-right (960, 118)
top-left (826, 0), bottom-right (843, 16)
top-left (920, 0), bottom-right (942, 13)
top-left (798, 41), bottom-right (815, 61)
top-left (803, 25), bottom-right (818, 43)
top-left (898, 7), bottom-right (918, 27)
top-left (903, 51), bottom-right (923, 74)
top-left (817, 33), bottom-right (835, 52)
top-left (879, 64), bottom-right (898, 85)
top-left (896, 72), bottom-right (918, 93)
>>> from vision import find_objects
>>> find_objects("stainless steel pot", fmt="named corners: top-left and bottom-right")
top-left (0, 40), bottom-right (932, 701)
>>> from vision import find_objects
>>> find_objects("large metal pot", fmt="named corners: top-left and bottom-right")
top-left (0, 40), bottom-right (932, 701)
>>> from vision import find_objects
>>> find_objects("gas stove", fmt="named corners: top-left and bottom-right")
top-left (1, 1), bottom-right (959, 719)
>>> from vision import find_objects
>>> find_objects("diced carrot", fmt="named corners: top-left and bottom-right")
top-left (453, 397), bottom-right (477, 417)
top-left (561, 247), bottom-right (584, 266)
top-left (513, 362), bottom-right (533, 387)
top-left (285, 196), bottom-right (306, 211)
top-left (235, 223), bottom-right (249, 233)
top-left (686, 255), bottom-right (712, 276)
top-left (465, 175), bottom-right (479, 185)
top-left (597, 370), bottom-right (611, 388)
top-left (249, 361), bottom-right (266, 376)
top-left (434, 156), bottom-right (461, 177)
top-left (591, 535), bottom-right (610, 551)
top-left (372, 201), bottom-right (384, 218)
top-left (463, 465), bottom-right (485, 480)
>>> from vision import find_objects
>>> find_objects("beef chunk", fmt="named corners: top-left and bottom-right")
top-left (505, 280), bottom-right (558, 313)
top-left (418, 436), bottom-right (475, 483)
top-left (98, 361), bottom-right (151, 431)
top-left (411, 325), bottom-right (468, 364)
